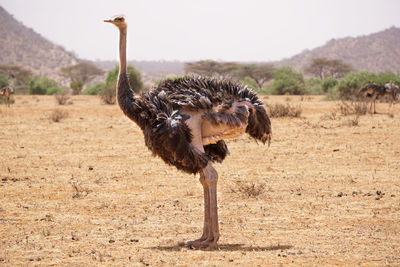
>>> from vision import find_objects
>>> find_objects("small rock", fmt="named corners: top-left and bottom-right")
top-left (229, 259), bottom-right (234, 262)
top-left (109, 239), bottom-right (115, 243)
top-left (130, 238), bottom-right (139, 242)
top-left (337, 192), bottom-right (343, 197)
top-left (376, 190), bottom-right (382, 196)
top-left (391, 194), bottom-right (395, 197)
top-left (88, 167), bottom-right (94, 171)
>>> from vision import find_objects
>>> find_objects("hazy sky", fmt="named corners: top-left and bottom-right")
top-left (1, 0), bottom-right (399, 62)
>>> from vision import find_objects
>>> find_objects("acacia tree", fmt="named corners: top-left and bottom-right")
top-left (306, 58), bottom-right (352, 79)
top-left (184, 60), bottom-right (239, 78)
top-left (60, 61), bottom-right (104, 94)
top-left (232, 64), bottom-right (274, 88)
top-left (0, 65), bottom-right (33, 93)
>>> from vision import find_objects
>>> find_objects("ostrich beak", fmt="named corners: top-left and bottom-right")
top-left (104, 19), bottom-right (112, 23)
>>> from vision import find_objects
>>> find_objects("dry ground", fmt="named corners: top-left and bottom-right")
top-left (0, 95), bottom-right (399, 266)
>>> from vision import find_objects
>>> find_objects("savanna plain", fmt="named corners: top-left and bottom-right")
top-left (0, 95), bottom-right (399, 266)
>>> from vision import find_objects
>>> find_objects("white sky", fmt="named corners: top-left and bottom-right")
top-left (1, 0), bottom-right (399, 62)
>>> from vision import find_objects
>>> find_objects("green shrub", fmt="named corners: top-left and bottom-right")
top-left (269, 66), bottom-right (306, 95)
top-left (99, 65), bottom-right (143, 104)
top-left (106, 65), bottom-right (143, 93)
top-left (375, 72), bottom-right (400, 85)
top-left (0, 74), bottom-right (8, 88)
top-left (241, 76), bottom-right (260, 91)
top-left (83, 82), bottom-right (105, 95)
top-left (28, 76), bottom-right (62, 95)
top-left (336, 72), bottom-right (363, 99)
top-left (321, 77), bottom-right (338, 93)
top-left (305, 78), bottom-right (323, 94)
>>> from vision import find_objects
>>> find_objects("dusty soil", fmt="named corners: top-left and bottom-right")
top-left (1, 95), bottom-right (399, 266)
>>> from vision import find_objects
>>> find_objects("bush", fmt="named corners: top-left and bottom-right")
top-left (337, 100), bottom-right (368, 116)
top-left (100, 83), bottom-right (116, 104)
top-left (241, 76), bottom-right (260, 91)
top-left (49, 109), bottom-right (68, 122)
top-left (70, 81), bottom-right (83, 95)
top-left (106, 65), bottom-right (143, 93)
top-left (83, 82), bottom-right (105, 95)
top-left (28, 76), bottom-right (62, 95)
top-left (267, 103), bottom-right (302, 118)
top-left (0, 74), bottom-right (8, 88)
top-left (55, 92), bottom-right (71, 105)
top-left (305, 78), bottom-right (323, 94)
top-left (269, 66), bottom-right (306, 95)
top-left (334, 71), bottom-right (400, 99)
top-left (99, 65), bottom-right (143, 104)
top-left (336, 72), bottom-right (362, 99)
top-left (322, 77), bottom-right (338, 93)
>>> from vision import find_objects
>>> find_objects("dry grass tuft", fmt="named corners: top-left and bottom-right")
top-left (55, 93), bottom-right (71, 105)
top-left (49, 109), bottom-right (69, 122)
top-left (337, 100), bottom-right (368, 116)
top-left (267, 103), bottom-right (302, 118)
top-left (320, 111), bottom-right (338, 121)
top-left (101, 84), bottom-right (116, 105)
top-left (231, 180), bottom-right (265, 198)
top-left (341, 116), bottom-right (360, 127)
top-left (70, 178), bottom-right (92, 198)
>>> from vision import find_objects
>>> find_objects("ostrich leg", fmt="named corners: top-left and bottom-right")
top-left (186, 175), bottom-right (210, 246)
top-left (187, 164), bottom-right (219, 249)
top-left (204, 164), bottom-right (220, 248)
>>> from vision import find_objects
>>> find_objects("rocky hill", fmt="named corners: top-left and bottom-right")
top-left (278, 26), bottom-right (400, 73)
top-left (1, 3), bottom-right (399, 88)
top-left (0, 6), bottom-right (78, 84)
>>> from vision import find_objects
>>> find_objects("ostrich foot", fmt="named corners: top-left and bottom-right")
top-left (185, 238), bottom-right (218, 249)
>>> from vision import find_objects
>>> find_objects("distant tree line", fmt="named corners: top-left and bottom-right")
top-left (1, 57), bottom-right (399, 103)
top-left (184, 58), bottom-right (400, 99)
top-left (0, 61), bottom-right (104, 95)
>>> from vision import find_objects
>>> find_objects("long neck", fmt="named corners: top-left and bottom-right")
top-left (118, 27), bottom-right (127, 73)
top-left (116, 26), bottom-right (138, 123)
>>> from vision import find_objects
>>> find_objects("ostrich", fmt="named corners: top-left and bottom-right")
top-left (359, 82), bottom-right (400, 113)
top-left (1, 85), bottom-right (14, 107)
top-left (104, 15), bottom-right (271, 249)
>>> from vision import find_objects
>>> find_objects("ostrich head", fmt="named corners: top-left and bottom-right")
top-left (104, 15), bottom-right (127, 29)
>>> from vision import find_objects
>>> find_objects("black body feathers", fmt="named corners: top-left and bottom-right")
top-left (118, 76), bottom-right (271, 174)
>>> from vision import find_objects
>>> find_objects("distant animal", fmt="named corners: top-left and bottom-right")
top-left (105, 15), bottom-right (271, 249)
top-left (358, 82), bottom-right (399, 113)
top-left (1, 86), bottom-right (14, 107)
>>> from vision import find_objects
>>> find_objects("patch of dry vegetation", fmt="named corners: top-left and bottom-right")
top-left (231, 180), bottom-right (266, 198)
top-left (101, 84), bottom-right (116, 105)
top-left (55, 93), bottom-right (71, 105)
top-left (49, 109), bottom-right (68, 122)
top-left (337, 100), bottom-right (368, 116)
top-left (267, 103), bottom-right (302, 118)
